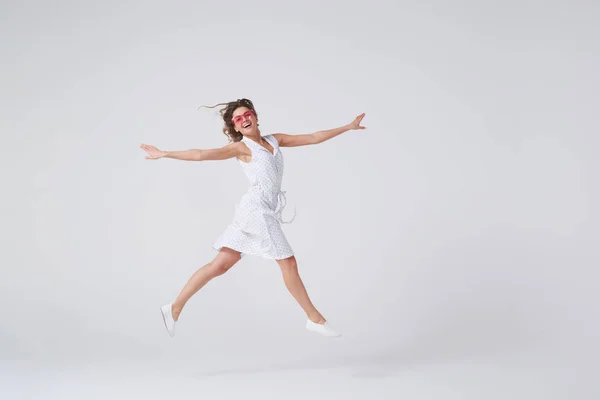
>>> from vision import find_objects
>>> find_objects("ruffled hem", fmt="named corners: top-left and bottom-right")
top-left (212, 242), bottom-right (294, 260)
top-left (212, 225), bottom-right (294, 261)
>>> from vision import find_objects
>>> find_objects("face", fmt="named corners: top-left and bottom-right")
top-left (232, 106), bottom-right (257, 135)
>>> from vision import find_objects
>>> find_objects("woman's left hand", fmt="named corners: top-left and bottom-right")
top-left (349, 113), bottom-right (366, 130)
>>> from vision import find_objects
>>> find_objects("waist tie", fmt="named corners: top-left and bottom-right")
top-left (274, 190), bottom-right (296, 224)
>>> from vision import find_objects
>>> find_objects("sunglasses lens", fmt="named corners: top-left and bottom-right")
top-left (233, 111), bottom-right (253, 125)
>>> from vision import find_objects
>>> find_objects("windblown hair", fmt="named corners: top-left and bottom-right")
top-left (198, 98), bottom-right (258, 143)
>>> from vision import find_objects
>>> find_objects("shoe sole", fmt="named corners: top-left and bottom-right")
top-left (306, 326), bottom-right (341, 337)
top-left (160, 307), bottom-right (174, 337)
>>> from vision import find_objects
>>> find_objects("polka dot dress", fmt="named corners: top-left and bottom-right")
top-left (213, 134), bottom-right (296, 260)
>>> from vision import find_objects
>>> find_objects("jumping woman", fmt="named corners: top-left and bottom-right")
top-left (140, 98), bottom-right (366, 338)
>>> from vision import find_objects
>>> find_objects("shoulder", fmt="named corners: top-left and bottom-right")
top-left (271, 133), bottom-right (317, 147)
top-left (269, 133), bottom-right (283, 145)
top-left (220, 140), bottom-right (251, 158)
top-left (232, 140), bottom-right (251, 153)
top-left (232, 140), bottom-right (251, 162)
top-left (196, 141), bottom-right (249, 161)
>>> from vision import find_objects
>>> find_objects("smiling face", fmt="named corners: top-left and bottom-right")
top-left (232, 106), bottom-right (258, 135)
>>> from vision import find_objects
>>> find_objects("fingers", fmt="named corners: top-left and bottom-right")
top-left (140, 144), bottom-right (155, 151)
top-left (356, 113), bottom-right (366, 129)
top-left (141, 144), bottom-right (161, 152)
top-left (141, 144), bottom-right (161, 159)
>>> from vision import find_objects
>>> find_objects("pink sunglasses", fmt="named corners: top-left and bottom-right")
top-left (232, 110), bottom-right (255, 125)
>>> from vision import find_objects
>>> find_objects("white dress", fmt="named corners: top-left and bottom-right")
top-left (213, 134), bottom-right (296, 260)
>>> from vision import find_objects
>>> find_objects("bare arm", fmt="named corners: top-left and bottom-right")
top-left (140, 142), bottom-right (248, 161)
top-left (273, 113), bottom-right (366, 147)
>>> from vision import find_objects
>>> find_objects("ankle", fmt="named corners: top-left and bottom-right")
top-left (172, 304), bottom-right (183, 321)
top-left (308, 313), bottom-right (326, 324)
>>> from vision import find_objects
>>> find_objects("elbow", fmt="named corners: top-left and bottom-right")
top-left (193, 149), bottom-right (205, 161)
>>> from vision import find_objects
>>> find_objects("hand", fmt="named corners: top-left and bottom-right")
top-left (349, 113), bottom-right (366, 130)
top-left (140, 144), bottom-right (167, 159)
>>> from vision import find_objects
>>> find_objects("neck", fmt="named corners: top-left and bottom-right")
top-left (243, 129), bottom-right (262, 141)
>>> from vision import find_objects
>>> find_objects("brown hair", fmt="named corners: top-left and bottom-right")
top-left (198, 98), bottom-right (258, 142)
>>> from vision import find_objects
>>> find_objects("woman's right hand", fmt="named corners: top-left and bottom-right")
top-left (140, 144), bottom-right (167, 159)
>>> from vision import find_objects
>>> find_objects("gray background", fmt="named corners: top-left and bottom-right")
top-left (1, 0), bottom-right (599, 398)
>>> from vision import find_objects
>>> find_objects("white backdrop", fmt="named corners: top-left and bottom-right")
top-left (2, 0), bottom-right (599, 396)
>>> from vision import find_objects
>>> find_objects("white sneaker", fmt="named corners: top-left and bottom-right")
top-left (306, 319), bottom-right (341, 337)
top-left (160, 303), bottom-right (176, 337)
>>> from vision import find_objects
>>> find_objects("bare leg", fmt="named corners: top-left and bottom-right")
top-left (171, 247), bottom-right (241, 321)
top-left (277, 255), bottom-right (326, 324)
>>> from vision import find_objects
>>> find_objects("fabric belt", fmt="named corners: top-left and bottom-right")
top-left (274, 190), bottom-right (296, 224)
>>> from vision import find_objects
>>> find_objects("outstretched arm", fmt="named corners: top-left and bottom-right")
top-left (140, 141), bottom-right (248, 161)
top-left (273, 113), bottom-right (366, 147)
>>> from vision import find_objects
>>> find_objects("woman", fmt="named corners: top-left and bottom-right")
top-left (140, 98), bottom-right (366, 338)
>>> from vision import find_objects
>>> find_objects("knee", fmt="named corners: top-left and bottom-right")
top-left (279, 256), bottom-right (298, 272)
top-left (208, 248), bottom-right (241, 276)
top-left (209, 260), bottom-right (235, 276)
